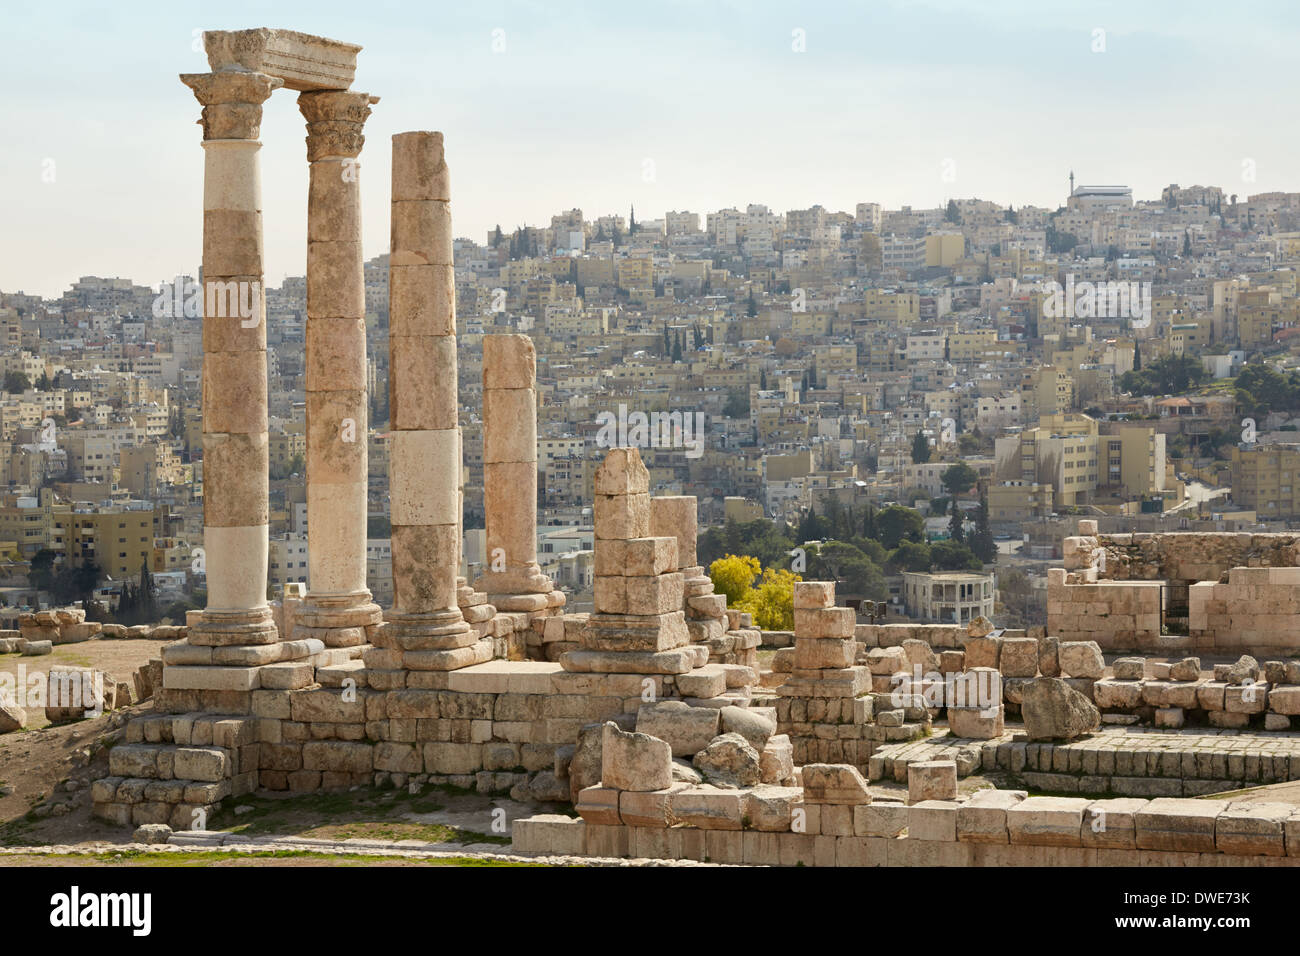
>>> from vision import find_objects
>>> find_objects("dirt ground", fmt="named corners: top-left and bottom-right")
top-left (1, 638), bottom-right (163, 730)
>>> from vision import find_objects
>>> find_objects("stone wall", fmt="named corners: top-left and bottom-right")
top-left (1049, 521), bottom-right (1300, 654)
top-left (511, 792), bottom-right (1300, 866)
top-left (93, 654), bottom-right (757, 826)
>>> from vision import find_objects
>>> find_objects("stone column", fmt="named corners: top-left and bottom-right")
top-left (475, 334), bottom-right (555, 611)
top-left (367, 131), bottom-right (487, 682)
top-left (292, 90), bottom-right (383, 652)
top-left (180, 70), bottom-right (301, 671)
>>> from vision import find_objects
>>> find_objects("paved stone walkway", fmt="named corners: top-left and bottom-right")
top-left (873, 726), bottom-right (1300, 798)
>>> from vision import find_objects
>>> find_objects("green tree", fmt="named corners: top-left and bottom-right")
top-left (873, 505), bottom-right (924, 550)
top-left (911, 430), bottom-right (931, 464)
top-left (3, 371), bottom-right (30, 394)
top-left (940, 462), bottom-right (978, 497)
top-left (948, 497), bottom-right (965, 543)
top-left (969, 492), bottom-right (996, 563)
top-left (930, 540), bottom-right (982, 571)
top-left (806, 541), bottom-right (886, 600)
top-left (887, 539), bottom-right (932, 573)
top-left (28, 548), bottom-right (56, 599)
top-left (945, 199), bottom-right (961, 224)
top-left (723, 387), bottom-right (750, 419)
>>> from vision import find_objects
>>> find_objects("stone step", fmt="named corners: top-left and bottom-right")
top-left (109, 743), bottom-right (237, 782)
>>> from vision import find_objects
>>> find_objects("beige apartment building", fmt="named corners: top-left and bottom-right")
top-left (1231, 443), bottom-right (1300, 517)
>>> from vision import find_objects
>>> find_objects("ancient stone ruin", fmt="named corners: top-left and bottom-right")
top-left (70, 28), bottom-right (1300, 867)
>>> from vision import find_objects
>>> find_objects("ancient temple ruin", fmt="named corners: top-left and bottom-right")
top-left (84, 28), bottom-right (1300, 867)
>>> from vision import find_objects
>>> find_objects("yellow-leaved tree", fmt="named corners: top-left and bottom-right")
top-left (708, 554), bottom-right (761, 605)
top-left (738, 567), bottom-right (800, 630)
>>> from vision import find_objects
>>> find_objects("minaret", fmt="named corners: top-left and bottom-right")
top-left (1069, 170), bottom-right (1075, 197)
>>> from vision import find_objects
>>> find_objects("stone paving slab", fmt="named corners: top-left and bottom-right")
top-left (871, 726), bottom-right (1300, 797)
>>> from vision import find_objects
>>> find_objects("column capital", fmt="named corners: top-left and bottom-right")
top-left (298, 90), bottom-right (380, 161)
top-left (180, 71), bottom-right (282, 140)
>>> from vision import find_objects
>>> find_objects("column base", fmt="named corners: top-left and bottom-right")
top-left (188, 607), bottom-right (279, 647)
top-left (474, 565), bottom-right (555, 611)
top-left (367, 608), bottom-right (493, 673)
top-left (291, 591), bottom-right (383, 648)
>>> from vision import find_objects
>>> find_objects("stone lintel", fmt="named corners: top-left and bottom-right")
top-left (204, 28), bottom-right (361, 92)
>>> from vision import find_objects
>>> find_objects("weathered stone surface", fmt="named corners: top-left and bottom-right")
top-left (1227, 655), bottom-right (1259, 685)
top-left (132, 823), bottom-right (173, 844)
top-left (908, 760), bottom-right (957, 803)
top-left (0, 692), bottom-right (26, 733)
top-left (1168, 657), bottom-right (1201, 682)
top-left (635, 700), bottom-right (720, 757)
top-left (719, 705), bottom-right (775, 751)
top-left (759, 734), bottom-right (795, 784)
top-left (692, 733), bottom-right (760, 789)
top-left (999, 638), bottom-right (1039, 678)
top-left (1006, 796), bottom-right (1089, 847)
top-left (1058, 641), bottom-right (1104, 679)
top-left (801, 763), bottom-right (871, 805)
top-left (1111, 657), bottom-right (1145, 680)
top-left (568, 715), bottom-right (634, 802)
top-left (956, 788), bottom-right (1025, 844)
top-left (1021, 677), bottom-right (1100, 741)
top-left (601, 722), bottom-right (672, 792)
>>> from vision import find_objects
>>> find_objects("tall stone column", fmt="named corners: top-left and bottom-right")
top-left (292, 90), bottom-right (383, 652)
top-left (475, 334), bottom-right (556, 612)
top-left (367, 131), bottom-right (487, 683)
top-left (179, 70), bottom-right (304, 675)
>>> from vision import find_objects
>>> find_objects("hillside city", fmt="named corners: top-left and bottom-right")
top-left (2, 179), bottom-right (1298, 633)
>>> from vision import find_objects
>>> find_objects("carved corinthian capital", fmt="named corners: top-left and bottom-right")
top-left (180, 71), bottom-right (282, 140)
top-left (298, 91), bottom-right (380, 161)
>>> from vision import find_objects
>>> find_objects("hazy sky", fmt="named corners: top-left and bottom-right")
top-left (2, 0), bottom-right (1297, 298)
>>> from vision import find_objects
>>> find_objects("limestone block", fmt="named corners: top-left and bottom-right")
top-left (1006, 796), bottom-right (1088, 846)
top-left (794, 637), bottom-right (857, 670)
top-left (624, 572), bottom-right (684, 616)
top-left (482, 333), bottom-right (536, 390)
top-left (635, 700), bottom-right (720, 757)
top-left (1112, 657), bottom-right (1145, 680)
top-left (601, 722), bottom-right (672, 792)
top-left (593, 448), bottom-right (649, 497)
top-left (1092, 679), bottom-right (1143, 710)
top-left (719, 705), bottom-right (775, 750)
top-left (908, 800), bottom-right (959, 841)
top-left (1135, 798), bottom-right (1223, 853)
top-left (1225, 683), bottom-right (1268, 714)
top-left (856, 802), bottom-right (908, 838)
top-left (793, 606), bottom-right (855, 639)
top-left (669, 785), bottom-right (745, 830)
top-left (624, 537), bottom-right (679, 576)
top-left (801, 763), bottom-right (871, 805)
top-left (792, 581), bottom-right (835, 609)
top-left (483, 388), bottom-right (537, 464)
top-left (575, 785), bottom-right (621, 825)
top-left (759, 734), bottom-right (794, 784)
top-left (593, 492), bottom-right (651, 541)
top-left (908, 760), bottom-right (957, 803)
top-left (956, 788), bottom-right (1026, 844)
top-left (693, 733), bottom-right (761, 788)
top-left (618, 783), bottom-right (689, 827)
top-left (999, 638), bottom-right (1039, 678)
top-left (1058, 641), bottom-right (1104, 679)
top-left (1215, 802), bottom-right (1291, 857)
top-left (648, 496), bottom-right (697, 567)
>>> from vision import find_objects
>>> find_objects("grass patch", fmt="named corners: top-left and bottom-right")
top-left (209, 785), bottom-right (514, 847)
top-left (3, 849), bottom-right (543, 867)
